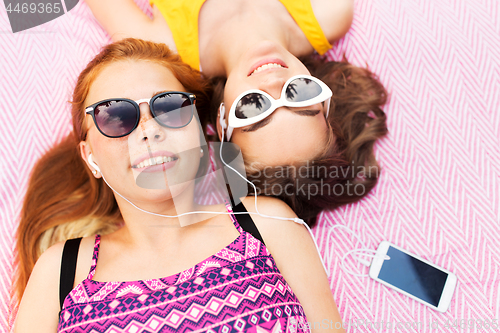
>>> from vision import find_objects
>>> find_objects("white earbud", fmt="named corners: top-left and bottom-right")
top-left (87, 154), bottom-right (101, 173)
top-left (218, 103), bottom-right (227, 131)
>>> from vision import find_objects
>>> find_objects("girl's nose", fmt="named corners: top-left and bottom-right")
top-left (135, 102), bottom-right (166, 143)
top-left (256, 76), bottom-right (287, 100)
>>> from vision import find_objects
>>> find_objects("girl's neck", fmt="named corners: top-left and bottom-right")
top-left (113, 193), bottom-right (229, 249)
top-left (198, 0), bottom-right (296, 76)
top-left (112, 202), bottom-right (193, 252)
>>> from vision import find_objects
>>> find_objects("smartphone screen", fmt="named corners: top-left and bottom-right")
top-left (378, 246), bottom-right (448, 307)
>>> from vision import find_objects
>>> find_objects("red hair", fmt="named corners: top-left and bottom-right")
top-left (15, 38), bottom-right (211, 300)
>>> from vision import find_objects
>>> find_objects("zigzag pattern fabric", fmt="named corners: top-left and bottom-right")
top-left (1, 0), bottom-right (499, 331)
top-left (57, 205), bottom-right (309, 332)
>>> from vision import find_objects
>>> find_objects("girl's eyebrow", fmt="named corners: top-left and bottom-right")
top-left (294, 109), bottom-right (321, 116)
top-left (241, 117), bottom-right (273, 132)
top-left (241, 109), bottom-right (321, 132)
top-left (152, 90), bottom-right (170, 96)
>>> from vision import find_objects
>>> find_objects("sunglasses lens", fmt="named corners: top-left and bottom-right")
top-left (153, 93), bottom-right (193, 128)
top-left (285, 78), bottom-right (322, 102)
top-left (94, 100), bottom-right (138, 137)
top-left (234, 93), bottom-right (272, 119)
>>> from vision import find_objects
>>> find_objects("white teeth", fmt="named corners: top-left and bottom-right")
top-left (134, 156), bottom-right (176, 168)
top-left (251, 63), bottom-right (284, 75)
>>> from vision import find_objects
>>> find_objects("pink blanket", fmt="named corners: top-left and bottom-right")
top-left (1, 0), bottom-right (499, 331)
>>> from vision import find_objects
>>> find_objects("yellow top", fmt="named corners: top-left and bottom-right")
top-left (277, 0), bottom-right (333, 55)
top-left (150, 0), bottom-right (332, 70)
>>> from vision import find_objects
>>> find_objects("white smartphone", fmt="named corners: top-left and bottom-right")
top-left (369, 241), bottom-right (457, 313)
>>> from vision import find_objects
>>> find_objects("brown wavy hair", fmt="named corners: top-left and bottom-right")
top-left (15, 38), bottom-right (211, 300)
top-left (209, 55), bottom-right (388, 226)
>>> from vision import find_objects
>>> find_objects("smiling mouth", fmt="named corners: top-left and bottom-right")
top-left (132, 156), bottom-right (178, 169)
top-left (248, 57), bottom-right (288, 76)
top-left (250, 63), bottom-right (286, 76)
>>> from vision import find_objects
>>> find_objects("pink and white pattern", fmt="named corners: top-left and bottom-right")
top-left (1, 0), bottom-right (499, 331)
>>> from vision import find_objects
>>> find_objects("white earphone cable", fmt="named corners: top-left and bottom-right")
top-left (89, 104), bottom-right (330, 277)
top-left (218, 105), bottom-right (329, 276)
top-left (324, 224), bottom-right (390, 277)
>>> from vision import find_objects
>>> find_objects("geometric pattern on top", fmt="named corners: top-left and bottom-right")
top-left (57, 204), bottom-right (310, 332)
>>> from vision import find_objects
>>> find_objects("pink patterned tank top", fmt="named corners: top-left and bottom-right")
top-left (57, 205), bottom-right (311, 332)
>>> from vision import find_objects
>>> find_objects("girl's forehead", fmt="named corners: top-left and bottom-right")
top-left (86, 61), bottom-right (184, 105)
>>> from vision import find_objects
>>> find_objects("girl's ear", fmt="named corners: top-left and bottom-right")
top-left (79, 141), bottom-right (101, 178)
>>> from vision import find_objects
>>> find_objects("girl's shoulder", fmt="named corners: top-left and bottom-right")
top-left (14, 236), bottom-right (98, 332)
top-left (14, 240), bottom-right (67, 332)
top-left (310, 0), bottom-right (354, 43)
top-left (238, 196), bottom-right (310, 254)
top-left (73, 235), bottom-right (99, 286)
top-left (30, 239), bottom-right (67, 282)
top-left (238, 196), bottom-right (341, 327)
top-left (84, 0), bottom-right (177, 49)
top-left (31, 235), bottom-right (96, 290)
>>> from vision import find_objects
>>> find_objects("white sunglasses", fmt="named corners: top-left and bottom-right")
top-left (223, 75), bottom-right (332, 140)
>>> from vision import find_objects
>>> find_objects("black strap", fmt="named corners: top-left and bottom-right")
top-left (59, 237), bottom-right (82, 309)
top-left (232, 202), bottom-right (265, 246)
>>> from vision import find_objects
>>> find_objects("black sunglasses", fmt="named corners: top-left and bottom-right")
top-left (85, 91), bottom-right (196, 138)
